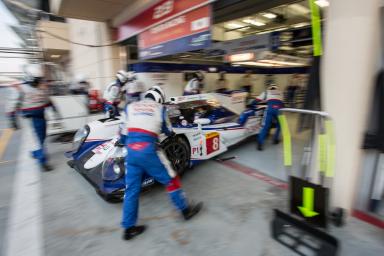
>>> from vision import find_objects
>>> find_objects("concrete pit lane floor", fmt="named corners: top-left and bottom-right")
top-left (0, 101), bottom-right (383, 255)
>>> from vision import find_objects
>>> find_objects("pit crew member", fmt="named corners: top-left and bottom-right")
top-left (103, 70), bottom-right (129, 117)
top-left (6, 63), bottom-right (54, 171)
top-left (120, 86), bottom-right (203, 240)
top-left (256, 85), bottom-right (284, 151)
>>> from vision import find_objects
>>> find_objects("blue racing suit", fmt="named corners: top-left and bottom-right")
top-left (6, 82), bottom-right (51, 164)
top-left (121, 99), bottom-right (188, 229)
top-left (256, 89), bottom-right (284, 145)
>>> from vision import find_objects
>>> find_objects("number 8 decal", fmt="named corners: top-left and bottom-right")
top-left (206, 132), bottom-right (220, 155)
top-left (212, 137), bottom-right (219, 151)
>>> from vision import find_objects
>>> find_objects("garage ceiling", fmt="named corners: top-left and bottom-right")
top-left (56, 0), bottom-right (132, 21)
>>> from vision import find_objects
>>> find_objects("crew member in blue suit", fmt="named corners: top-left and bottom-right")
top-left (256, 85), bottom-right (284, 151)
top-left (120, 86), bottom-right (203, 240)
top-left (6, 63), bottom-right (54, 171)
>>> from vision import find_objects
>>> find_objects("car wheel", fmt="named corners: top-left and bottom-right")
top-left (161, 136), bottom-right (190, 175)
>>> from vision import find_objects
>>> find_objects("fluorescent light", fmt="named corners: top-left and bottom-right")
top-left (262, 13), bottom-right (277, 19)
top-left (27, 38), bottom-right (36, 41)
top-left (228, 52), bottom-right (255, 62)
top-left (293, 22), bottom-right (310, 28)
top-left (236, 61), bottom-right (276, 67)
top-left (179, 54), bottom-right (191, 58)
top-left (227, 23), bottom-right (243, 29)
top-left (50, 54), bottom-right (61, 58)
top-left (315, 0), bottom-right (329, 7)
top-left (289, 4), bottom-right (310, 14)
top-left (242, 19), bottom-right (265, 27)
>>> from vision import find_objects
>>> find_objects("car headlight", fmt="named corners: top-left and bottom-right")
top-left (102, 157), bottom-right (125, 181)
top-left (71, 125), bottom-right (90, 153)
top-left (113, 163), bottom-right (121, 174)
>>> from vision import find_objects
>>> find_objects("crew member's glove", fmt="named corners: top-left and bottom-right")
top-left (115, 140), bottom-right (125, 147)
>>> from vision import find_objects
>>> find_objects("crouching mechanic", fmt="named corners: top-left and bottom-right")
top-left (103, 70), bottom-right (130, 117)
top-left (256, 85), bottom-right (284, 151)
top-left (120, 86), bottom-right (203, 240)
top-left (6, 63), bottom-right (54, 171)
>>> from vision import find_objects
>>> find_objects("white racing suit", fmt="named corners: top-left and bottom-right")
top-left (125, 80), bottom-right (143, 104)
top-left (103, 80), bottom-right (124, 117)
top-left (183, 78), bottom-right (200, 95)
top-left (6, 82), bottom-right (52, 165)
top-left (120, 99), bottom-right (189, 229)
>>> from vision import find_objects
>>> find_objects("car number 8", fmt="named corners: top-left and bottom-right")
top-left (212, 137), bottom-right (219, 150)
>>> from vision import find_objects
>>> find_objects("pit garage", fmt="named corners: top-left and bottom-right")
top-left (1, 0), bottom-right (384, 256)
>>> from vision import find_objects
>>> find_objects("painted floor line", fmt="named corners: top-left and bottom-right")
top-left (218, 160), bottom-right (288, 189)
top-left (0, 128), bottom-right (13, 160)
top-left (0, 159), bottom-right (16, 165)
top-left (3, 124), bottom-right (44, 256)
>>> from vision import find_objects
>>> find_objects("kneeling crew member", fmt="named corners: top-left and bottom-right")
top-left (121, 86), bottom-right (203, 240)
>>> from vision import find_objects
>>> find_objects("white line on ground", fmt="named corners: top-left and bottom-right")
top-left (3, 122), bottom-right (44, 256)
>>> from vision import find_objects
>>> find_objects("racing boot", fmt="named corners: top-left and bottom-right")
top-left (257, 142), bottom-right (263, 151)
top-left (41, 163), bottom-right (53, 172)
top-left (182, 202), bottom-right (203, 220)
top-left (123, 225), bottom-right (147, 240)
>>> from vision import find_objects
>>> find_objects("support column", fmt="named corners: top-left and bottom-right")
top-left (321, 0), bottom-right (381, 211)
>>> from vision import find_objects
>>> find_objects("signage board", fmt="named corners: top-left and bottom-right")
top-left (290, 176), bottom-right (329, 228)
top-left (138, 5), bottom-right (211, 60)
top-left (117, 0), bottom-right (212, 41)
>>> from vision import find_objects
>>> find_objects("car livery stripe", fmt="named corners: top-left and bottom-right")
top-left (128, 128), bottom-right (158, 137)
top-left (202, 126), bottom-right (245, 131)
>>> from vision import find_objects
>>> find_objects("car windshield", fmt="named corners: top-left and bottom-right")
top-left (165, 100), bottom-right (238, 127)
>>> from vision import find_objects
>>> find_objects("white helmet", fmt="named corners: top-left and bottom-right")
top-left (24, 63), bottom-right (43, 82)
top-left (116, 70), bottom-right (129, 84)
top-left (75, 74), bottom-right (88, 83)
top-left (143, 86), bottom-right (166, 104)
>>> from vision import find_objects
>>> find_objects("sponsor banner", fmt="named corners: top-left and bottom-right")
top-left (139, 30), bottom-right (211, 60)
top-left (139, 5), bottom-right (210, 49)
top-left (117, 0), bottom-right (211, 41)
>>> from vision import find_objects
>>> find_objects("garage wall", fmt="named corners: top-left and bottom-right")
top-left (68, 19), bottom-right (121, 91)
top-left (136, 72), bottom-right (302, 100)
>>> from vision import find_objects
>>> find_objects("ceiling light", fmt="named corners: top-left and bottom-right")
top-left (227, 23), bottom-right (244, 29)
top-left (50, 54), bottom-right (61, 58)
top-left (27, 38), bottom-right (36, 41)
top-left (236, 61), bottom-right (276, 67)
top-left (262, 13), bottom-right (277, 19)
top-left (293, 22), bottom-right (310, 28)
top-left (179, 54), bottom-right (191, 58)
top-left (315, 0), bottom-right (329, 8)
top-left (289, 4), bottom-right (310, 14)
top-left (242, 19), bottom-right (265, 27)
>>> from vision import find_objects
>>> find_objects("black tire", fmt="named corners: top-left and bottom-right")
top-left (161, 136), bottom-right (190, 175)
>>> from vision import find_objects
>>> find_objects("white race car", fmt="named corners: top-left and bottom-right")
top-left (66, 92), bottom-right (266, 201)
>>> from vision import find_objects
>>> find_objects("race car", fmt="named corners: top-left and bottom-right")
top-left (66, 92), bottom-right (267, 201)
